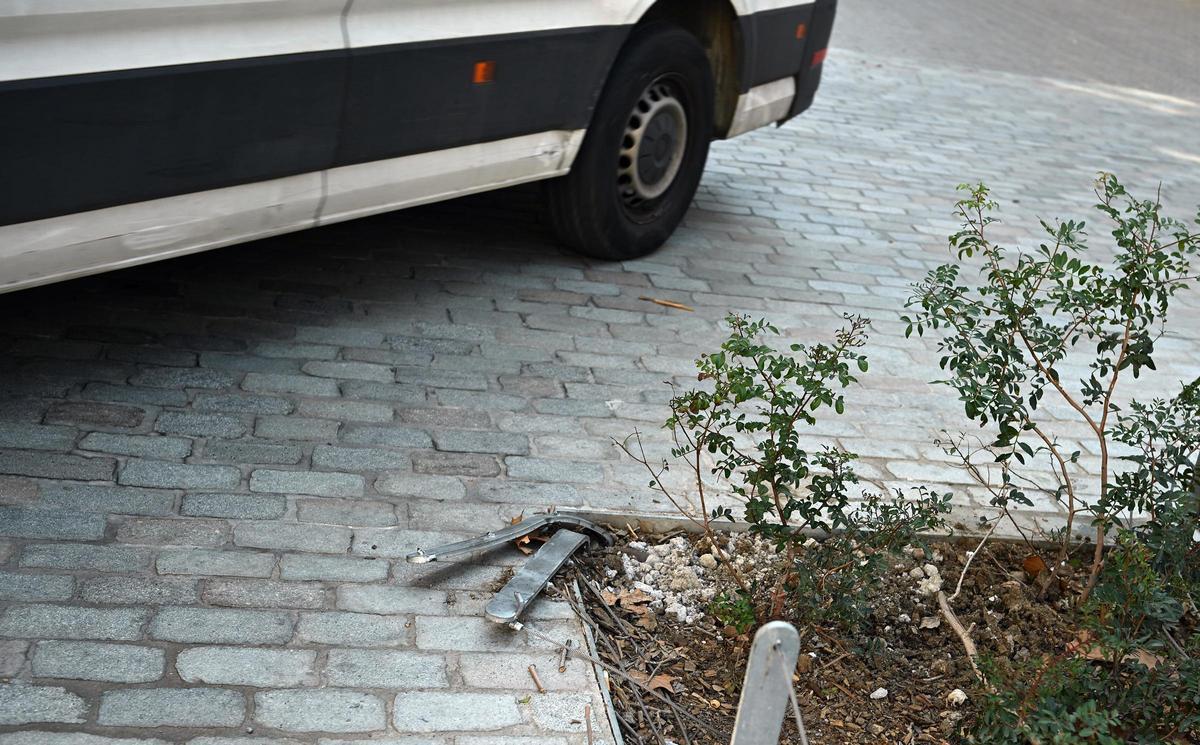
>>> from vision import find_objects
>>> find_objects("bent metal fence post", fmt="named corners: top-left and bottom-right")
top-left (730, 620), bottom-right (807, 745)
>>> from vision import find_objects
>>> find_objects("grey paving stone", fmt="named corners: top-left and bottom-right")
top-left (233, 521), bottom-right (352, 554)
top-left (201, 352), bottom-right (302, 374)
top-left (280, 554), bottom-right (388, 583)
top-left (0, 734), bottom-right (169, 745)
top-left (249, 469), bottom-right (363, 498)
top-left (182, 492), bottom-right (287, 519)
top-left (0, 683), bottom-right (87, 725)
top-left (82, 382), bottom-right (189, 407)
top-left (316, 734), bottom-right (448, 739)
top-left (255, 341), bottom-right (340, 359)
top-left (176, 647), bottom-right (317, 687)
top-left (0, 605), bottom-right (148, 641)
top-left (0, 475), bottom-right (38, 504)
top-left (130, 366), bottom-right (235, 389)
top-left (505, 457), bottom-right (605, 484)
top-left (434, 390), bottom-right (526, 411)
top-left (202, 579), bottom-right (327, 609)
top-left (21, 543), bottom-right (149, 572)
top-left (106, 345), bottom-right (198, 368)
top-left (44, 401), bottom-right (144, 429)
top-left (528, 692), bottom-right (605, 733)
top-left (296, 498), bottom-right (398, 527)
top-left (119, 459), bottom-right (240, 490)
top-left (155, 411), bottom-right (247, 438)
top-left (432, 430), bottom-right (529, 455)
top-left (374, 473), bottom-right (466, 500)
top-left (254, 689), bottom-right (386, 733)
top-left (39, 483), bottom-right (177, 516)
top-left (81, 576), bottom-right (199, 605)
top-left (457, 738), bottom-right (567, 745)
top-left (312, 445), bottom-right (410, 472)
top-left (78, 432), bottom-right (193, 460)
top-left (187, 737), bottom-right (306, 745)
top-left (0, 571), bottom-right (74, 602)
top-left (295, 612), bottom-right (410, 647)
top-left (0, 451), bottom-right (115, 482)
top-left (0, 507), bottom-right (106, 541)
top-left (413, 616), bottom-right (523, 652)
top-left (116, 517), bottom-right (229, 546)
top-left (396, 407), bottom-right (491, 430)
top-left (98, 688), bottom-right (245, 728)
top-left (0, 640), bottom-right (27, 676)
top-left (150, 606), bottom-right (293, 644)
top-left (0, 424), bottom-right (76, 451)
top-left (395, 368), bottom-right (488, 391)
top-left (296, 399), bottom-right (393, 423)
top-left (302, 361), bottom-right (394, 382)
top-left (458, 652), bottom-right (591, 691)
top-left (202, 439), bottom-right (303, 465)
top-left (157, 548), bottom-right (276, 577)
top-left (340, 425), bottom-right (432, 449)
top-left (336, 586), bottom-right (447, 615)
top-left (242, 372), bottom-right (340, 397)
top-left (255, 415), bottom-right (339, 441)
top-left (295, 326), bottom-right (385, 347)
top-left (340, 381), bottom-right (426, 404)
top-left (194, 393), bottom-right (295, 415)
top-left (31, 640), bottom-right (165, 683)
top-left (324, 649), bottom-right (446, 688)
top-left (392, 691), bottom-right (522, 732)
top-left (411, 451), bottom-right (499, 477)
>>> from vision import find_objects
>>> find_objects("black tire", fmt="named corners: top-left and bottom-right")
top-left (545, 22), bottom-right (714, 261)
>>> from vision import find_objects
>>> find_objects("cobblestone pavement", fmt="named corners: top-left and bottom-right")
top-left (2, 43), bottom-right (1200, 743)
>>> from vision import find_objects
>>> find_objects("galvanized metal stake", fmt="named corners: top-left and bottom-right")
top-left (730, 620), bottom-right (802, 745)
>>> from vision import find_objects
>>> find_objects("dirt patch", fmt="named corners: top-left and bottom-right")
top-left (571, 530), bottom-right (1078, 744)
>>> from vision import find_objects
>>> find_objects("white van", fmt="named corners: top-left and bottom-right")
top-left (0, 0), bottom-right (836, 293)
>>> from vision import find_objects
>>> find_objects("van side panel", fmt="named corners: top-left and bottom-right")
top-left (336, 27), bottom-right (626, 165)
top-left (0, 53), bottom-right (347, 226)
top-left (0, 26), bottom-right (626, 228)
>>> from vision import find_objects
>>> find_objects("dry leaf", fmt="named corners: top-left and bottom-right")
top-left (508, 515), bottom-right (550, 555)
top-left (630, 671), bottom-right (678, 693)
top-left (635, 614), bottom-right (658, 631)
top-left (638, 296), bottom-right (694, 312)
top-left (600, 590), bottom-right (618, 606)
top-left (1070, 630), bottom-right (1163, 669)
top-left (1022, 554), bottom-right (1047, 578)
top-left (617, 589), bottom-right (653, 612)
top-left (919, 616), bottom-right (942, 630)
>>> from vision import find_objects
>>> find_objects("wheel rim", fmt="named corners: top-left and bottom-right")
top-left (617, 77), bottom-right (688, 212)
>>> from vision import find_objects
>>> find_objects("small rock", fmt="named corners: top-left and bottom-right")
top-left (897, 613), bottom-right (911, 623)
top-left (911, 547), bottom-right (926, 560)
top-left (947, 688), bottom-right (968, 706)
top-left (1000, 580), bottom-right (1027, 612)
top-left (919, 616), bottom-right (941, 630)
top-left (908, 566), bottom-right (925, 580)
top-left (699, 553), bottom-right (717, 569)
top-left (869, 687), bottom-right (888, 700)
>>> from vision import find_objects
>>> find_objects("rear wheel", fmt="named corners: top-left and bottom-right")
top-left (545, 23), bottom-right (714, 260)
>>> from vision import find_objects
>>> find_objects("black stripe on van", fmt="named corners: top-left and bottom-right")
top-left (0, 26), bottom-right (627, 227)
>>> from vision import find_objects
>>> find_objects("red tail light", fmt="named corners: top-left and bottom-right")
top-left (811, 48), bottom-right (827, 67)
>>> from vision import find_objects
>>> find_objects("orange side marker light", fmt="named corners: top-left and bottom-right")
top-left (473, 60), bottom-right (495, 84)
top-left (795, 23), bottom-right (806, 39)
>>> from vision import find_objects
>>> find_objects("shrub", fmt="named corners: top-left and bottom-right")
top-left (904, 175), bottom-right (1200, 742)
top-left (903, 174), bottom-right (1200, 600)
top-left (621, 313), bottom-right (950, 632)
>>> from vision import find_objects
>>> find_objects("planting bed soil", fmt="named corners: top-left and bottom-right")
top-left (568, 528), bottom-right (1080, 744)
